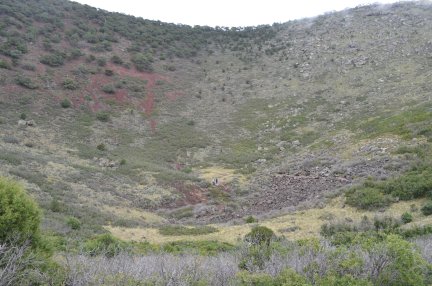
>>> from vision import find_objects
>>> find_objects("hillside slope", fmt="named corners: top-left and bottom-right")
top-left (1, 0), bottom-right (432, 238)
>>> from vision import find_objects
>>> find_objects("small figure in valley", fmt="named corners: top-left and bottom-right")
top-left (211, 177), bottom-right (219, 186)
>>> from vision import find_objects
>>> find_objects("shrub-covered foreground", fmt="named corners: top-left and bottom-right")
top-left (2, 176), bottom-right (432, 285)
top-left (60, 233), bottom-right (432, 285)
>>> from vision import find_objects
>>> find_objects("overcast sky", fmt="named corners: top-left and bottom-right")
top-left (72, 0), bottom-right (413, 27)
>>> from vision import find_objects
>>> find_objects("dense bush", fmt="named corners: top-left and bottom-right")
top-left (111, 55), bottom-right (123, 65)
top-left (66, 217), bottom-right (81, 230)
top-left (382, 167), bottom-right (432, 200)
top-left (245, 226), bottom-right (275, 246)
top-left (0, 59), bottom-right (11, 69)
top-left (0, 177), bottom-right (41, 245)
top-left (40, 51), bottom-right (65, 67)
top-left (96, 111), bottom-right (110, 122)
top-left (401, 212), bottom-right (413, 223)
top-left (62, 78), bottom-right (78, 90)
top-left (16, 75), bottom-right (38, 89)
top-left (421, 201), bottom-right (432, 216)
top-left (60, 99), bottom-right (71, 108)
top-left (131, 53), bottom-right (153, 72)
top-left (96, 143), bottom-right (106, 151)
top-left (162, 240), bottom-right (234, 255)
top-left (102, 84), bottom-right (115, 94)
top-left (346, 167), bottom-right (432, 211)
top-left (245, 216), bottom-right (258, 223)
top-left (84, 233), bottom-right (129, 257)
top-left (345, 187), bottom-right (394, 210)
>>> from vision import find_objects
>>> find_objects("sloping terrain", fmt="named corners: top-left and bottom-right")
top-left (1, 0), bottom-right (432, 240)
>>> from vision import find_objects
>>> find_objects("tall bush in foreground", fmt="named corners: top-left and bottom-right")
top-left (0, 177), bottom-right (41, 245)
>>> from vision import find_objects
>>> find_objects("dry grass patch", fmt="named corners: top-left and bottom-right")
top-left (198, 166), bottom-right (247, 185)
top-left (107, 197), bottom-right (429, 244)
top-left (101, 205), bottom-right (167, 225)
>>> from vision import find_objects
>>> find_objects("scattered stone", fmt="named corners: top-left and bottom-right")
top-left (17, 119), bottom-right (35, 127)
top-left (94, 157), bottom-right (116, 168)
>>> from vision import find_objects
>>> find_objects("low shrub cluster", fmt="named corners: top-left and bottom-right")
top-left (40, 51), bottom-right (65, 67)
top-left (346, 166), bottom-right (432, 210)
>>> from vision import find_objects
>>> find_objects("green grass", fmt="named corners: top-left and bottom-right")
top-left (357, 104), bottom-right (432, 139)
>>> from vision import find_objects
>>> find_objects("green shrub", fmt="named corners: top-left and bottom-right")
top-left (236, 271), bottom-right (274, 286)
top-left (373, 216), bottom-right (401, 230)
top-left (20, 113), bottom-right (27, 120)
top-left (40, 52), bottom-right (65, 67)
top-left (50, 199), bottom-right (62, 212)
top-left (111, 55), bottom-right (123, 65)
top-left (345, 187), bottom-right (394, 210)
top-left (102, 84), bottom-right (115, 94)
top-left (21, 63), bottom-right (36, 71)
top-left (131, 53), bottom-right (153, 72)
top-left (96, 112), bottom-right (110, 122)
top-left (162, 240), bottom-right (234, 255)
top-left (60, 99), bottom-right (71, 108)
top-left (421, 201), bottom-right (432, 216)
top-left (374, 234), bottom-right (428, 286)
top-left (401, 212), bottom-right (413, 224)
top-left (382, 168), bottom-right (432, 200)
top-left (62, 78), bottom-right (78, 90)
top-left (96, 143), bottom-right (106, 151)
top-left (317, 275), bottom-right (372, 286)
top-left (0, 59), bottom-right (11, 69)
top-left (245, 216), bottom-right (258, 224)
top-left (104, 69), bottom-right (114, 76)
top-left (272, 268), bottom-right (311, 285)
top-left (84, 233), bottom-right (128, 257)
top-left (244, 226), bottom-right (275, 246)
top-left (68, 48), bottom-right (84, 60)
top-left (86, 54), bottom-right (96, 62)
top-left (0, 177), bottom-right (41, 244)
top-left (16, 75), bottom-right (38, 89)
top-left (97, 57), bottom-right (106, 67)
top-left (66, 217), bottom-right (81, 230)
top-left (158, 225), bottom-right (218, 236)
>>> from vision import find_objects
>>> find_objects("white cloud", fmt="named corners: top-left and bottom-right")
top-left (71, 0), bottom-right (415, 27)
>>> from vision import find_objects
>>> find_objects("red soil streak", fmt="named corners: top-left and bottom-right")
top-left (71, 95), bottom-right (85, 108)
top-left (113, 89), bottom-right (128, 103)
top-left (59, 62), bottom-right (181, 130)
top-left (90, 101), bottom-right (103, 113)
top-left (105, 63), bottom-right (170, 116)
top-left (172, 183), bottom-right (208, 207)
top-left (141, 91), bottom-right (155, 115)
